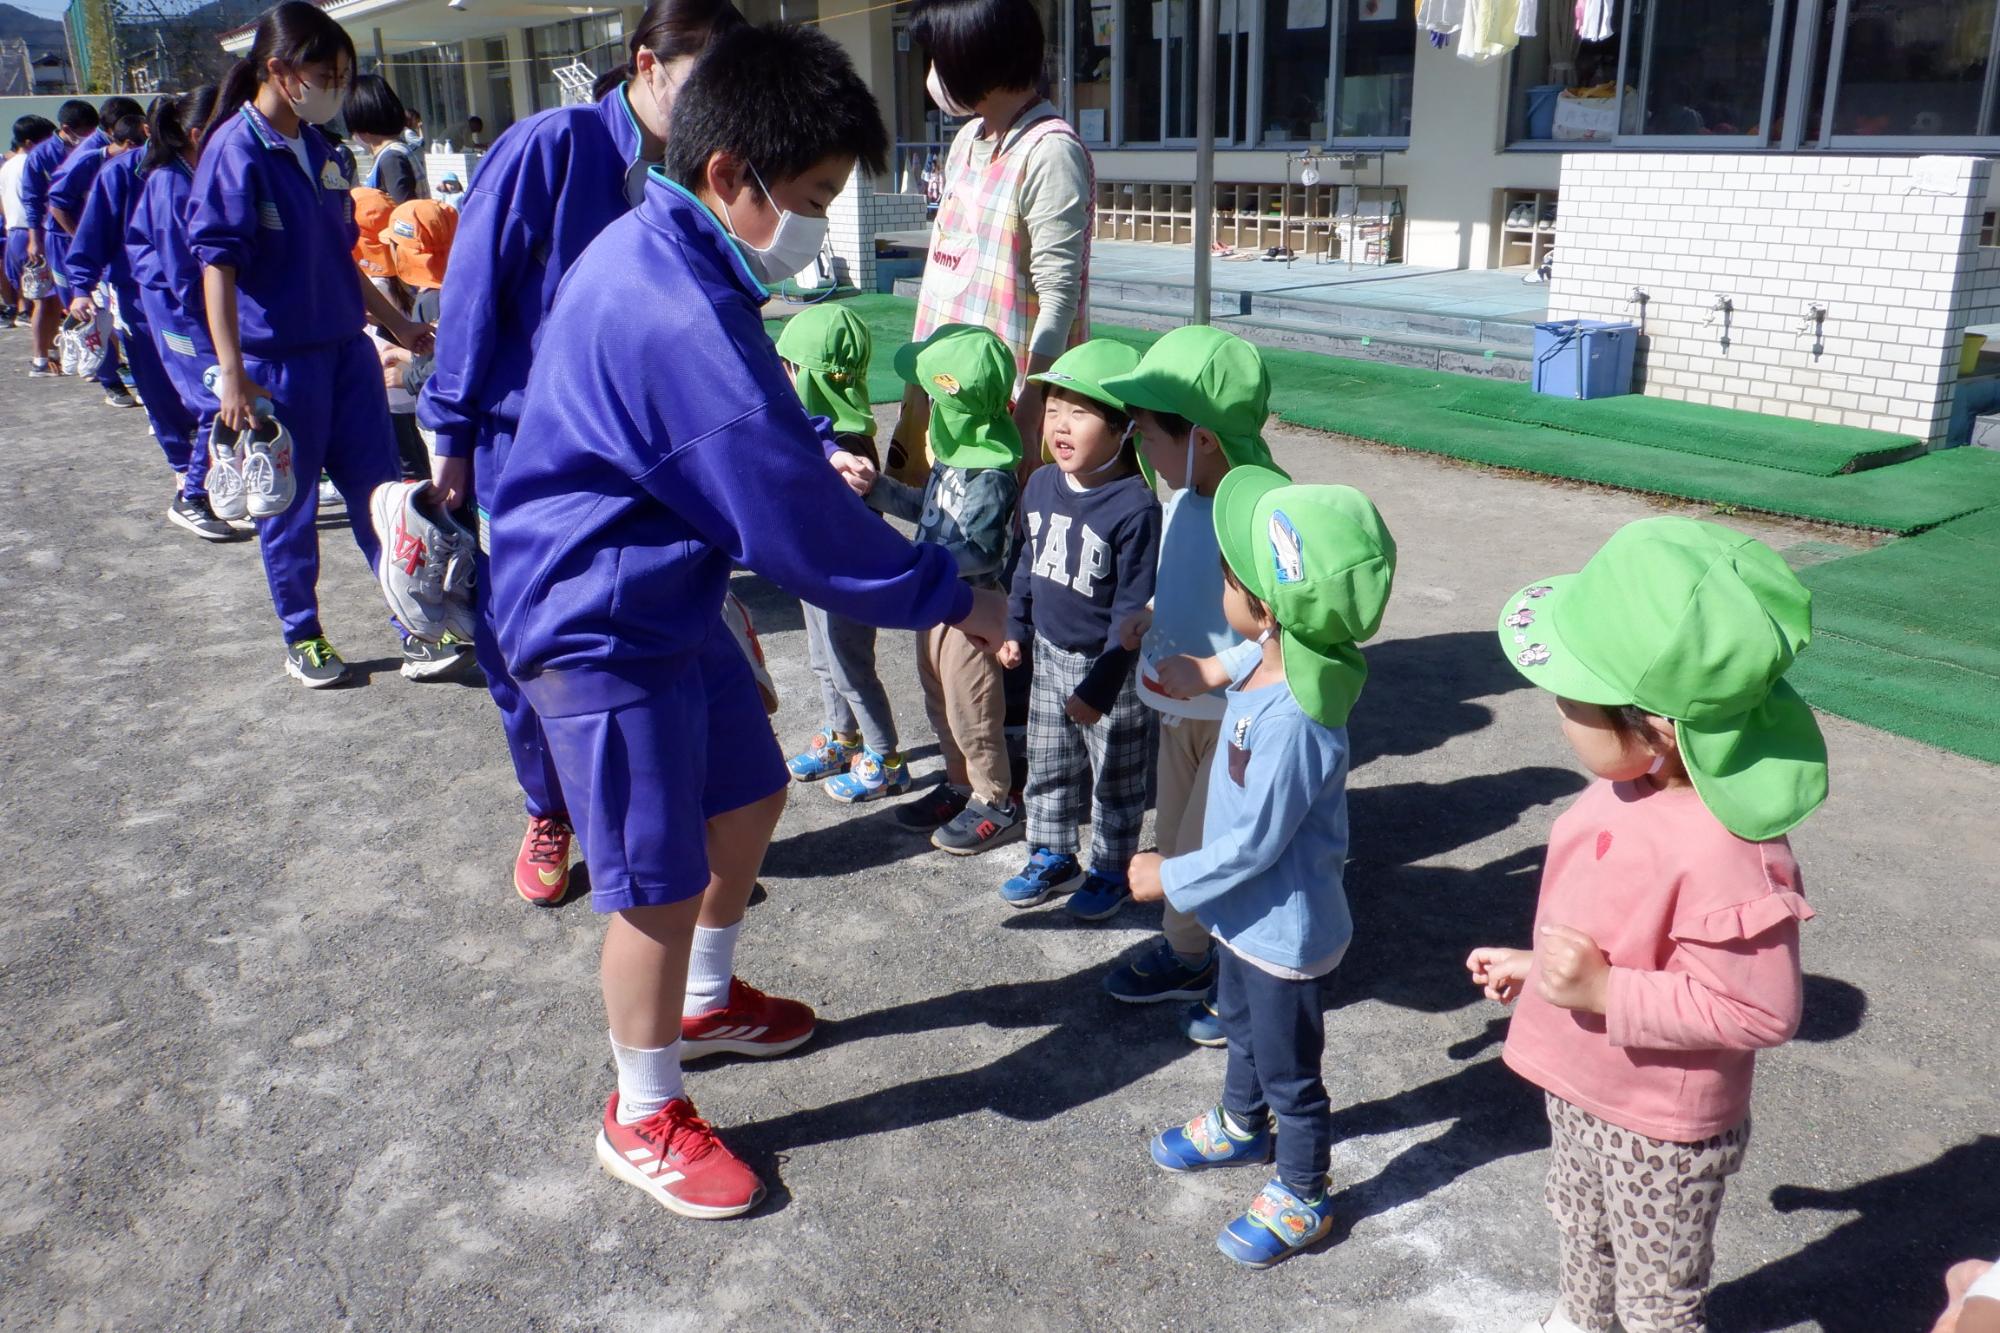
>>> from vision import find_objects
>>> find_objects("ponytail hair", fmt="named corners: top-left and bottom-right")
top-left (147, 85), bottom-right (217, 173)
top-left (207, 0), bottom-right (358, 140)
top-left (590, 0), bottom-right (745, 100)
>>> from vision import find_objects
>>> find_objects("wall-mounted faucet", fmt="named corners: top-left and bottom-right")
top-left (1704, 294), bottom-right (1735, 327)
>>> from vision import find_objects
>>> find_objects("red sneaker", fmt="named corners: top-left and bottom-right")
top-left (515, 815), bottom-right (573, 906)
top-left (595, 1094), bottom-right (764, 1219)
top-left (681, 978), bottom-right (817, 1060)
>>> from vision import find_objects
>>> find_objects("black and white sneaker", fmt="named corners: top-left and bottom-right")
top-left (104, 386), bottom-right (137, 409)
top-left (931, 798), bottom-right (1023, 856)
top-left (400, 632), bottom-right (476, 681)
top-left (168, 493), bottom-right (238, 542)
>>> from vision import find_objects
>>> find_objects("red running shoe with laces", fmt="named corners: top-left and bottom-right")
top-left (515, 815), bottom-right (573, 906)
top-left (681, 978), bottom-right (817, 1060)
top-left (595, 1094), bottom-right (764, 1219)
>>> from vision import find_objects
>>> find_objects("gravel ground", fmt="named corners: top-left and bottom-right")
top-left (2, 367), bottom-right (1995, 1332)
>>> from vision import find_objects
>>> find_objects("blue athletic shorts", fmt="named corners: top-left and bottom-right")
top-left (535, 624), bottom-right (787, 914)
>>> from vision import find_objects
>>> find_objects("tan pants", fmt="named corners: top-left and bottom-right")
top-left (1155, 715), bottom-right (1221, 958)
top-left (916, 620), bottom-right (1010, 808)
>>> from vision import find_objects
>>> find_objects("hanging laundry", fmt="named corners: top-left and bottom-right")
top-left (1419, 0), bottom-right (1466, 35)
top-left (1515, 0), bottom-right (1538, 38)
top-left (1578, 0), bottom-right (1613, 41)
top-left (1458, 0), bottom-right (1522, 61)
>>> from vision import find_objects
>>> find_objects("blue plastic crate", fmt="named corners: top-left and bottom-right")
top-left (1532, 319), bottom-right (1639, 400)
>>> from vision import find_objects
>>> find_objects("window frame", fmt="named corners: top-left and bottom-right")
top-left (1818, 0), bottom-right (2000, 150)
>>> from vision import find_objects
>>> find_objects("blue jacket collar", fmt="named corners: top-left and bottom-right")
top-left (640, 170), bottom-right (770, 304)
top-left (601, 84), bottom-right (644, 168)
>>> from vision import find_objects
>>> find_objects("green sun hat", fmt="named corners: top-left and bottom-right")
top-left (775, 303), bottom-right (876, 438)
top-left (1213, 465), bottom-right (1397, 727)
top-left (1099, 326), bottom-right (1284, 485)
top-left (1494, 515), bottom-right (1829, 841)
top-left (893, 323), bottom-right (1023, 470)
top-left (1027, 338), bottom-right (1141, 415)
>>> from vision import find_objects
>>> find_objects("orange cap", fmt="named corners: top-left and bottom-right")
top-left (351, 187), bottom-right (395, 278)
top-left (387, 199), bottom-right (457, 290)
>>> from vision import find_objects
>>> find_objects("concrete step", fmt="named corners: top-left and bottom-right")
top-left (1090, 300), bottom-right (1533, 382)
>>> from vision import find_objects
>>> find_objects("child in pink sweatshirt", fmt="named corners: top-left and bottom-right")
top-left (1466, 517), bottom-right (1829, 1333)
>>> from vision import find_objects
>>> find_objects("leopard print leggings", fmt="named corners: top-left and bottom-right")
top-left (1544, 1093), bottom-right (1750, 1333)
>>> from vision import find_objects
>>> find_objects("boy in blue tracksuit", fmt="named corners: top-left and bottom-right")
top-left (487, 22), bottom-right (1007, 1222)
top-left (68, 123), bottom-right (223, 539)
top-left (49, 97), bottom-right (141, 403)
top-left (19, 98), bottom-right (96, 374)
top-left (418, 0), bottom-right (742, 905)
top-left (190, 2), bottom-right (434, 688)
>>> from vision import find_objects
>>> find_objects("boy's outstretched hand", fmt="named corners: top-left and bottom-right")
top-left (954, 588), bottom-right (1008, 654)
top-left (1465, 947), bottom-right (1532, 1005)
top-left (1150, 653), bottom-right (1230, 700)
top-left (1535, 925), bottom-right (1610, 1014)
top-left (996, 640), bottom-right (1024, 670)
top-left (1128, 851), bottom-right (1165, 903)
top-left (829, 449), bottom-right (877, 497)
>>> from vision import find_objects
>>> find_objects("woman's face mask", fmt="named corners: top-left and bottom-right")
top-left (284, 66), bottom-right (345, 125)
top-left (925, 64), bottom-right (975, 118)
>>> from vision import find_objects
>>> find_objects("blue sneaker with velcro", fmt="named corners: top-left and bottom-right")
top-left (787, 731), bottom-right (859, 783)
top-left (824, 747), bottom-right (912, 803)
top-left (1216, 1177), bottom-right (1335, 1268)
top-left (1105, 939), bottom-right (1217, 1004)
top-left (1064, 869), bottom-right (1130, 921)
top-left (999, 847), bottom-right (1082, 907)
top-left (1150, 1105), bottom-right (1273, 1173)
top-left (1182, 993), bottom-right (1227, 1048)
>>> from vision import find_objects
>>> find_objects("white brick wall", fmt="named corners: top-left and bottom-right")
top-left (822, 168), bottom-right (928, 293)
top-left (1548, 154), bottom-right (1994, 442)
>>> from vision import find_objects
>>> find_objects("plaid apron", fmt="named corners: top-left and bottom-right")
top-left (913, 112), bottom-right (1095, 385)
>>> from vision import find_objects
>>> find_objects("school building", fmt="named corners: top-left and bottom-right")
top-left (225, 0), bottom-right (2000, 445)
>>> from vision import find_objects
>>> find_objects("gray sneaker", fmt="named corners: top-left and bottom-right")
top-left (104, 386), bottom-right (137, 409)
top-left (285, 636), bottom-right (350, 689)
top-left (400, 633), bottom-right (476, 681)
top-left (168, 493), bottom-right (237, 542)
top-left (931, 798), bottom-right (1022, 856)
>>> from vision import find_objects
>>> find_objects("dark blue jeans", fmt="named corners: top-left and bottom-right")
top-left (1217, 946), bottom-right (1332, 1197)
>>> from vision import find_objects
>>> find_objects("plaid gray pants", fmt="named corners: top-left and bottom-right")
top-left (1025, 635), bottom-right (1157, 871)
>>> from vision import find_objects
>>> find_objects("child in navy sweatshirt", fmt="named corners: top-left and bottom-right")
top-left (997, 340), bottom-right (1160, 918)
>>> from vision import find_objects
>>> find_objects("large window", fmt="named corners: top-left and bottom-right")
top-left (1333, 0), bottom-right (1414, 139)
top-left (524, 12), bottom-right (624, 115)
top-left (1825, 0), bottom-right (1999, 142)
top-left (1624, 0), bottom-right (1783, 140)
top-left (384, 43), bottom-right (470, 145)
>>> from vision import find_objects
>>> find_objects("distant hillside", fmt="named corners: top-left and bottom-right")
top-left (0, 3), bottom-right (65, 59)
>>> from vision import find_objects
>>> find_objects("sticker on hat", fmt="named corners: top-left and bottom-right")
top-left (932, 373), bottom-right (960, 396)
top-left (1269, 511), bottom-right (1305, 585)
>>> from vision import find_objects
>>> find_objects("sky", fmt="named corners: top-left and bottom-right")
top-left (6, 1), bottom-right (72, 21)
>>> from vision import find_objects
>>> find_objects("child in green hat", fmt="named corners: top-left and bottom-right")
top-left (994, 339), bottom-right (1161, 917)
top-left (852, 322), bottom-right (1023, 852)
top-left (1096, 326), bottom-right (1289, 1036)
top-left (774, 304), bottom-right (912, 804)
top-left (1465, 516), bottom-right (1825, 1333)
top-left (1128, 465), bottom-right (1396, 1269)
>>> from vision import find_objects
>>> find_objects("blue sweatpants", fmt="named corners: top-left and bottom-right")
top-left (138, 287), bottom-right (215, 501)
top-left (115, 282), bottom-right (197, 490)
top-left (45, 228), bottom-right (123, 392)
top-left (1216, 946), bottom-right (1334, 1198)
top-left (473, 541), bottom-right (565, 819)
top-left (243, 334), bottom-right (400, 643)
top-left (4, 228), bottom-right (26, 290)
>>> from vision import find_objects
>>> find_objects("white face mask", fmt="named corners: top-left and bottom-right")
top-left (723, 162), bottom-right (829, 286)
top-left (1181, 426), bottom-right (1199, 493)
top-left (288, 75), bottom-right (344, 126)
top-left (926, 65), bottom-right (975, 118)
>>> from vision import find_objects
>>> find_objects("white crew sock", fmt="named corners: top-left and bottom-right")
top-left (611, 1035), bottom-right (684, 1124)
top-left (682, 921), bottom-right (742, 1017)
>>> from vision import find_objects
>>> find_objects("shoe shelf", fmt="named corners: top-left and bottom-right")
top-left (1094, 180), bottom-right (1404, 264)
top-left (1496, 187), bottom-right (1558, 269)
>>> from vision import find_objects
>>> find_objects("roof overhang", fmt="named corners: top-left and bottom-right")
top-left (222, 0), bottom-right (617, 56)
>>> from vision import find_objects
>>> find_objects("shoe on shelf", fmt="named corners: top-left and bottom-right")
top-left (1105, 939), bottom-right (1217, 1004)
top-left (240, 407), bottom-right (296, 519)
top-left (931, 797), bottom-right (1021, 856)
top-left (681, 978), bottom-right (817, 1060)
top-left (595, 1094), bottom-right (765, 1220)
top-left (400, 632), bottom-right (475, 681)
top-left (894, 782), bottom-right (969, 831)
top-left (824, 747), bottom-right (912, 803)
top-left (514, 814), bottom-right (573, 906)
top-left (1216, 1177), bottom-right (1335, 1269)
top-left (1537, 202), bottom-right (1558, 232)
top-left (786, 730), bottom-right (859, 783)
top-left (1151, 1105), bottom-right (1274, 1173)
top-left (285, 635), bottom-right (349, 689)
top-left (1064, 870), bottom-right (1130, 921)
top-left (1183, 993), bottom-right (1227, 1048)
top-left (167, 492), bottom-right (237, 542)
top-left (998, 846), bottom-right (1082, 907)
top-left (103, 386), bottom-right (137, 409)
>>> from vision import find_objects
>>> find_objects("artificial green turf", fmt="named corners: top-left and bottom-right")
top-left (1788, 507), bottom-right (2000, 763)
top-left (765, 294), bottom-right (2000, 535)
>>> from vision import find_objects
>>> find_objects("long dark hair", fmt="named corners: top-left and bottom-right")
top-left (207, 1), bottom-right (357, 139)
top-left (590, 0), bottom-right (745, 100)
top-left (147, 85), bottom-right (218, 173)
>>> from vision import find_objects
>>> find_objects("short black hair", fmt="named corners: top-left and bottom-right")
top-left (466, 114), bottom-right (483, 127)
top-left (666, 22), bottom-right (888, 188)
top-left (11, 115), bottom-right (54, 150)
top-left (99, 96), bottom-right (142, 125)
top-left (1134, 404), bottom-right (1194, 440)
top-left (1220, 553), bottom-right (1269, 620)
top-left (57, 99), bottom-right (97, 134)
top-left (107, 114), bottom-right (146, 147)
top-left (909, 0), bottom-right (1046, 109)
top-left (341, 73), bottom-right (407, 138)
top-left (1044, 383), bottom-right (1136, 467)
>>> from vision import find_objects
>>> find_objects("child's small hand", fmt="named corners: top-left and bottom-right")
top-left (829, 449), bottom-right (878, 496)
top-left (1128, 851), bottom-right (1165, 903)
top-left (1152, 653), bottom-right (1226, 699)
top-left (1535, 924), bottom-right (1611, 1014)
top-left (1465, 947), bottom-right (1532, 1005)
top-left (1064, 693), bottom-right (1102, 726)
top-left (996, 640), bottom-right (1023, 670)
top-left (1118, 606), bottom-right (1153, 651)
